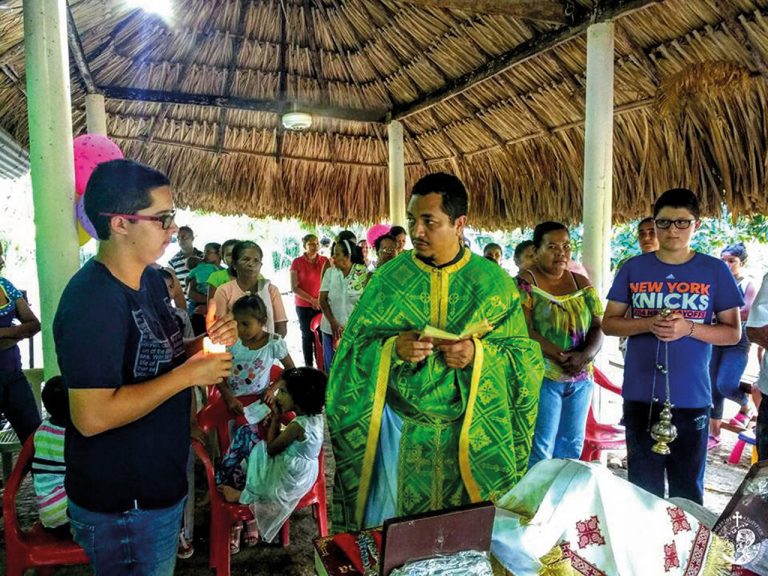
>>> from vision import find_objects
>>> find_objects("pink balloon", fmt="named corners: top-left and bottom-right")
top-left (73, 134), bottom-right (124, 196)
top-left (76, 195), bottom-right (98, 239)
top-left (367, 224), bottom-right (392, 247)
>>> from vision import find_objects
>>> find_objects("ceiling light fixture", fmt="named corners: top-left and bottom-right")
top-left (130, 0), bottom-right (173, 20)
top-left (281, 111), bottom-right (313, 131)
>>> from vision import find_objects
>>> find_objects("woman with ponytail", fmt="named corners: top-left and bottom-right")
top-left (318, 239), bottom-right (370, 370)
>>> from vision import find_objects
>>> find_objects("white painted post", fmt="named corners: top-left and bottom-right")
top-left (388, 120), bottom-right (407, 226)
top-left (24, 0), bottom-right (80, 379)
top-left (86, 93), bottom-right (108, 136)
top-left (582, 22), bottom-right (614, 299)
top-left (582, 22), bottom-right (615, 430)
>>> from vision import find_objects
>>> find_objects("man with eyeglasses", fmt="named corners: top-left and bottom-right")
top-left (374, 233), bottom-right (397, 267)
top-left (603, 188), bottom-right (743, 505)
top-left (53, 159), bottom-right (236, 575)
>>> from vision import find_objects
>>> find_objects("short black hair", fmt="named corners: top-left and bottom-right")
top-left (41, 376), bottom-right (69, 423)
top-left (653, 188), bottom-right (700, 219)
top-left (204, 242), bottom-right (221, 254)
top-left (336, 230), bottom-right (357, 244)
top-left (230, 241), bottom-right (263, 277)
top-left (186, 255), bottom-right (202, 270)
top-left (638, 216), bottom-right (655, 228)
top-left (84, 159), bottom-right (170, 240)
top-left (514, 240), bottom-right (535, 261)
top-left (483, 242), bottom-right (502, 254)
top-left (302, 234), bottom-right (317, 246)
top-left (158, 268), bottom-right (174, 283)
top-left (178, 226), bottom-right (193, 235)
top-left (389, 225), bottom-right (407, 238)
top-left (221, 238), bottom-right (240, 253)
top-left (374, 234), bottom-right (396, 252)
top-left (722, 242), bottom-right (748, 262)
top-left (331, 238), bottom-right (365, 266)
top-left (232, 294), bottom-right (268, 323)
top-left (532, 222), bottom-right (568, 249)
top-left (281, 367), bottom-right (327, 416)
top-left (411, 173), bottom-right (468, 221)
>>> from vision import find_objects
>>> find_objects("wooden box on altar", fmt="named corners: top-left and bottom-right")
top-left (314, 534), bottom-right (364, 576)
top-left (314, 502), bottom-right (495, 576)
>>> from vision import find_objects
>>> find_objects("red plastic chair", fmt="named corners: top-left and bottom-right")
top-left (580, 367), bottom-right (626, 462)
top-left (310, 313), bottom-right (324, 372)
top-left (3, 437), bottom-right (90, 576)
top-left (193, 375), bottom-right (328, 575)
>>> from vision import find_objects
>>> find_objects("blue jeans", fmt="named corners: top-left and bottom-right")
top-left (624, 401), bottom-right (709, 504)
top-left (322, 331), bottom-right (335, 373)
top-left (710, 336), bottom-right (750, 420)
top-left (0, 369), bottom-right (41, 443)
top-left (69, 498), bottom-right (184, 576)
top-left (529, 376), bottom-right (593, 467)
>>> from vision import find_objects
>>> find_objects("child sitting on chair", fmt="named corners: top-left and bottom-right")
top-left (32, 376), bottom-right (69, 532)
top-left (218, 367), bottom-right (326, 548)
top-left (215, 293), bottom-right (294, 553)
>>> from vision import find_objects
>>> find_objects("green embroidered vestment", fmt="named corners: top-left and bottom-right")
top-left (326, 250), bottom-right (544, 532)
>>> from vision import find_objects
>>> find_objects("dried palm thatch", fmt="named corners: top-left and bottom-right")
top-left (1, 0), bottom-right (768, 228)
top-left (654, 61), bottom-right (753, 117)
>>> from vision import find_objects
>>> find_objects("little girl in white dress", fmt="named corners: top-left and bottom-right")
top-left (219, 367), bottom-right (326, 543)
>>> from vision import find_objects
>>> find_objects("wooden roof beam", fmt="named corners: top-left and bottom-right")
top-left (275, 0), bottom-right (288, 163)
top-left (216, 0), bottom-right (251, 153)
top-left (715, 0), bottom-right (768, 77)
top-left (1, 63), bottom-right (26, 98)
top-left (391, 0), bottom-right (658, 121)
top-left (101, 86), bottom-right (387, 124)
top-left (403, 0), bottom-right (568, 25)
top-left (66, 1), bottom-right (97, 93)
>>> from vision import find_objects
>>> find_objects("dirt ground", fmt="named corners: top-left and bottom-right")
top-left (0, 431), bottom-right (337, 576)
top-left (0, 319), bottom-right (757, 575)
top-left (0, 422), bottom-right (753, 576)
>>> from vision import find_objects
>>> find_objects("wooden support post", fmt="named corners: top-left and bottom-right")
top-left (582, 22), bottom-right (615, 299)
top-left (24, 0), bottom-right (80, 379)
top-left (86, 93), bottom-right (107, 135)
top-left (388, 121), bottom-right (407, 226)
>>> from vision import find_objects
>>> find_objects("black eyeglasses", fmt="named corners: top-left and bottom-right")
top-left (654, 218), bottom-right (696, 230)
top-left (100, 209), bottom-right (177, 230)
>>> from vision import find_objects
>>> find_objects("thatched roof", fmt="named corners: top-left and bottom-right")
top-left (1, 0), bottom-right (767, 228)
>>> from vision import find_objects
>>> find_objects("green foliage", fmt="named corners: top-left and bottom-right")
top-left (610, 210), bottom-right (768, 271)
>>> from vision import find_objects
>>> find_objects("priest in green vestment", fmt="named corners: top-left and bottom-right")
top-left (326, 173), bottom-right (544, 533)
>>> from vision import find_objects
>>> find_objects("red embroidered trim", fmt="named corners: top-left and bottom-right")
top-left (683, 525), bottom-right (711, 576)
top-left (667, 506), bottom-right (693, 535)
top-left (560, 541), bottom-right (608, 576)
top-left (664, 542), bottom-right (681, 572)
top-left (576, 515), bottom-right (607, 549)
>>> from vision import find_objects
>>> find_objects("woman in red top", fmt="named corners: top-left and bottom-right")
top-left (290, 234), bottom-right (328, 367)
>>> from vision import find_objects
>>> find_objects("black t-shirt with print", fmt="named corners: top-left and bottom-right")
top-left (54, 260), bottom-right (190, 512)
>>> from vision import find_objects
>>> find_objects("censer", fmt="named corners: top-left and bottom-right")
top-left (650, 309), bottom-right (678, 455)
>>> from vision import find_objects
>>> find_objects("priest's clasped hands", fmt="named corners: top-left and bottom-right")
top-left (394, 330), bottom-right (475, 369)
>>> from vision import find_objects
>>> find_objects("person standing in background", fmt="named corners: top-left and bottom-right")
top-left (168, 226), bottom-right (203, 291)
top-left (290, 235), bottom-right (328, 367)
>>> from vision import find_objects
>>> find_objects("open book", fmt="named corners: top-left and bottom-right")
top-left (420, 319), bottom-right (493, 342)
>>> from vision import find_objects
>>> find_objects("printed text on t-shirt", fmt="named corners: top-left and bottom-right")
top-left (630, 281), bottom-right (710, 320)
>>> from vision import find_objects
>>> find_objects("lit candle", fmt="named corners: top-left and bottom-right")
top-left (203, 337), bottom-right (226, 354)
